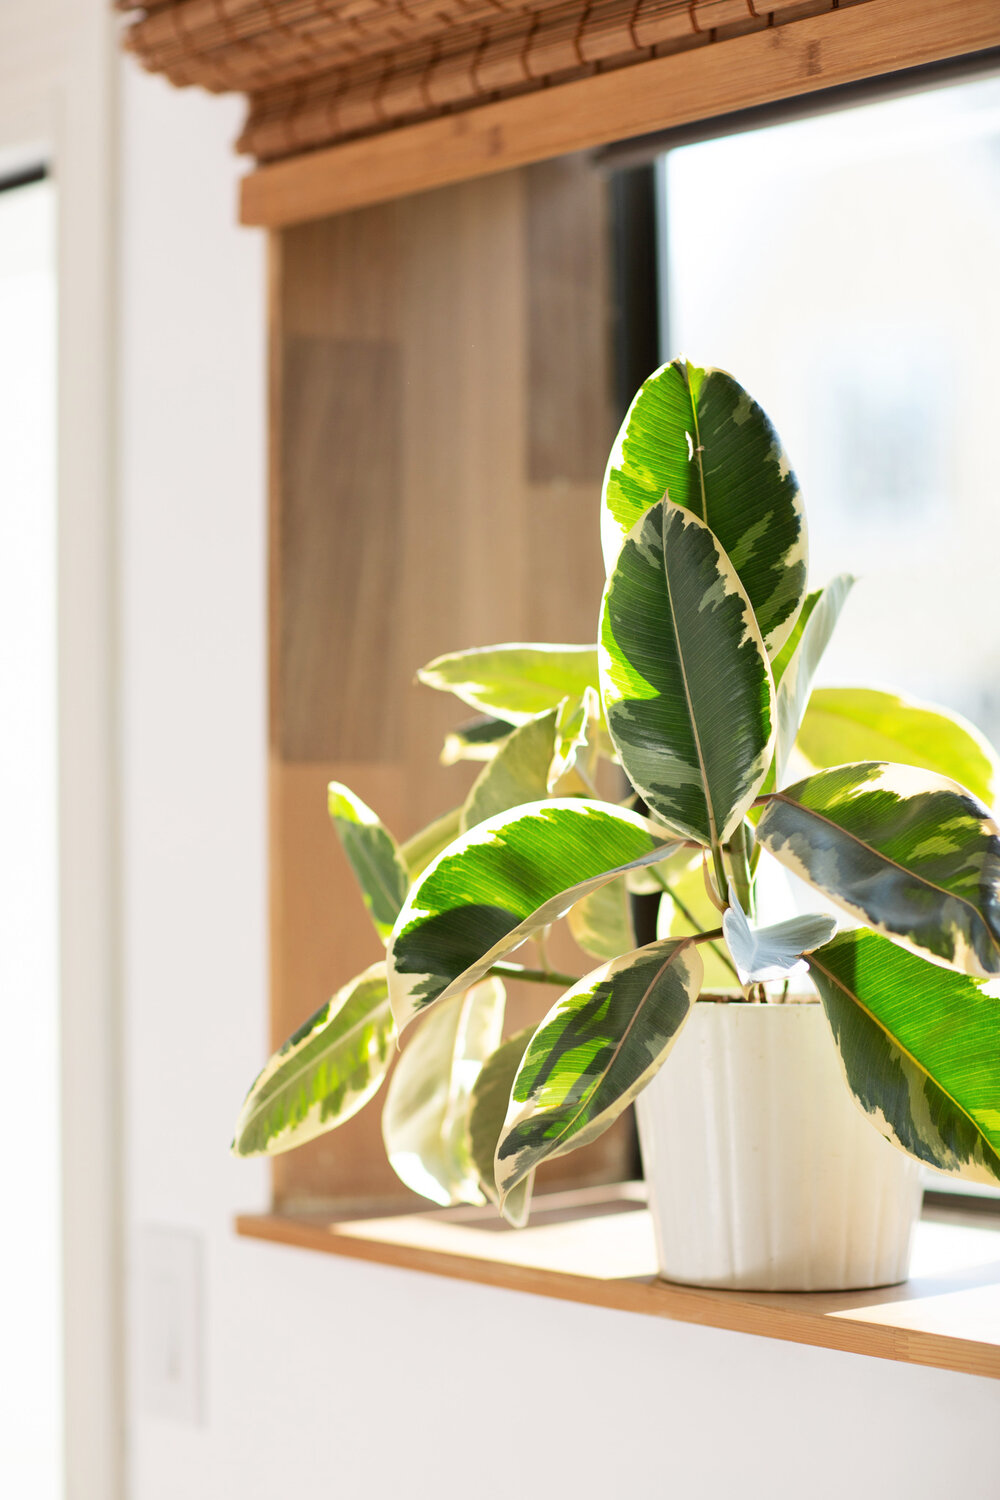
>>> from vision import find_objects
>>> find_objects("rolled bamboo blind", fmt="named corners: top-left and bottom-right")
top-left (119, 0), bottom-right (868, 162)
top-left (119, 0), bottom-right (1000, 225)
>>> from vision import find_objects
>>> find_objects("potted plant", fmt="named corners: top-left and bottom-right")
top-left (234, 358), bottom-right (1000, 1292)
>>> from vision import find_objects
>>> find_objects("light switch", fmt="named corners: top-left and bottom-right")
top-left (137, 1227), bottom-right (204, 1425)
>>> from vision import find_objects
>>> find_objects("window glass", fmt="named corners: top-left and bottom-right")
top-left (660, 73), bottom-right (1000, 739)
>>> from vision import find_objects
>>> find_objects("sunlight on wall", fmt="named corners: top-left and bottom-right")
top-left (0, 175), bottom-right (61, 1499)
top-left (661, 73), bottom-right (1000, 746)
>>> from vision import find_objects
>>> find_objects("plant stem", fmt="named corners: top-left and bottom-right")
top-left (711, 842), bottom-right (729, 905)
top-left (489, 961), bottom-right (579, 987)
top-left (692, 926), bottom-right (724, 945)
top-left (729, 821), bottom-right (754, 918)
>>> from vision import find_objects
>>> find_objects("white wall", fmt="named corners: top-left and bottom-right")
top-left (118, 66), bottom-right (1000, 1500)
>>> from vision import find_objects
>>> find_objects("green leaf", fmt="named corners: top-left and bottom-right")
top-left (495, 940), bottom-right (703, 1204)
top-left (441, 716), bottom-right (513, 766)
top-left (388, 798), bottom-right (683, 1033)
top-left (756, 762), bottom-right (1000, 978)
top-left (418, 643), bottom-right (599, 724)
top-left (548, 686), bottom-right (607, 795)
top-left (772, 574), bottom-right (855, 787)
top-left (461, 711), bottom-right (557, 833)
top-left (381, 978), bottom-right (506, 1207)
top-left (797, 687), bottom-right (1000, 811)
top-left (468, 1026), bottom-right (536, 1226)
top-left (232, 962), bottom-right (394, 1156)
top-left (722, 884), bottom-right (836, 987)
top-left (328, 782), bottom-right (410, 944)
top-left (568, 874), bottom-right (635, 960)
top-left (600, 497), bottom-right (775, 846)
top-left (400, 806), bottom-right (463, 881)
top-left (808, 929), bottom-right (1000, 1187)
top-left (601, 359), bottom-right (807, 655)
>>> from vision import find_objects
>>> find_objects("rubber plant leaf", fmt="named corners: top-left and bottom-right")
top-left (756, 762), bottom-right (1000, 978)
top-left (440, 716), bottom-right (513, 767)
top-left (495, 939), bottom-right (704, 1206)
top-left (771, 574), bottom-right (855, 787)
top-left (387, 798), bottom-right (684, 1034)
top-left (548, 686), bottom-right (607, 795)
top-left (381, 978), bottom-right (506, 1207)
top-left (461, 710), bottom-right (558, 833)
top-left (721, 883), bottom-right (836, 987)
top-left (568, 874), bottom-right (635, 961)
top-left (797, 687), bottom-right (1000, 811)
top-left (600, 497), bottom-right (775, 846)
top-left (328, 782), bottom-right (410, 944)
top-left (807, 929), bottom-right (1000, 1186)
top-left (417, 643), bottom-right (599, 724)
top-left (232, 962), bottom-right (394, 1157)
top-left (467, 1025), bottom-right (536, 1227)
top-left (600, 358), bottom-right (807, 656)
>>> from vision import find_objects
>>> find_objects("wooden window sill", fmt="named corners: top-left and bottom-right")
top-left (237, 1183), bottom-right (1000, 1380)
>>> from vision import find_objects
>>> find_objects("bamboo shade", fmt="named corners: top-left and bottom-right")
top-left (119, 0), bottom-right (873, 162)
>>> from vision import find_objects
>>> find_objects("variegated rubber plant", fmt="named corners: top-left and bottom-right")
top-left (234, 357), bottom-right (1000, 1225)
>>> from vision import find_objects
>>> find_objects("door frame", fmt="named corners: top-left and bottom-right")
top-left (0, 4), bottom-right (121, 1496)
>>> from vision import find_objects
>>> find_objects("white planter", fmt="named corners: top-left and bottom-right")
top-left (635, 999), bottom-right (923, 1291)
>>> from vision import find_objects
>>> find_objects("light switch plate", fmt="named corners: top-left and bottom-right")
top-left (137, 1226), bottom-right (204, 1425)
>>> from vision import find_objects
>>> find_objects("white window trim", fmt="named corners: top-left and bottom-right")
top-left (0, 5), bottom-right (121, 1498)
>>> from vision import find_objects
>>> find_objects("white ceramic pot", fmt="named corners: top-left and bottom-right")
top-left (635, 999), bottom-right (923, 1291)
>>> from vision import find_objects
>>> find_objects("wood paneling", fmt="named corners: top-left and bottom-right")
top-left (526, 158), bottom-right (614, 485)
top-left (269, 159), bottom-right (624, 1212)
top-left (237, 1191), bottom-right (1000, 1382)
top-left (240, 0), bottom-right (1000, 226)
top-left (280, 338), bottom-right (403, 761)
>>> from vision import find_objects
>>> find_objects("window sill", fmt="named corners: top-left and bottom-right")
top-left (236, 1183), bottom-right (1000, 1380)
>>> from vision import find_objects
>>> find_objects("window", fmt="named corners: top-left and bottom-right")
top-left (659, 70), bottom-right (1000, 739)
top-left (658, 67), bottom-right (1000, 1204)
